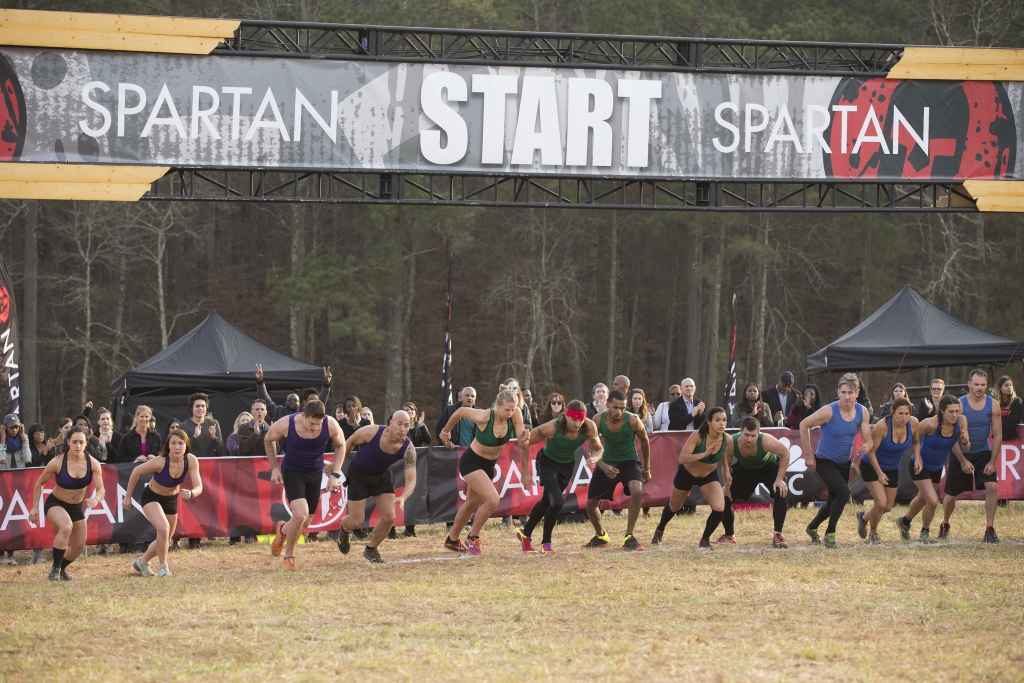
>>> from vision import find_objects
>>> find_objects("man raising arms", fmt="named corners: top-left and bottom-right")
top-left (336, 411), bottom-right (418, 564)
top-left (264, 400), bottom-right (346, 569)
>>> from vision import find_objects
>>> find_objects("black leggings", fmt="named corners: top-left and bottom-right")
top-left (807, 459), bottom-right (852, 534)
top-left (523, 454), bottom-right (573, 544)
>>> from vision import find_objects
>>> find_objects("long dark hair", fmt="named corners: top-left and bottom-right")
top-left (541, 393), bottom-right (565, 423)
top-left (698, 407), bottom-right (727, 439)
top-left (627, 389), bottom-right (649, 420)
top-left (801, 384), bottom-right (822, 412)
top-left (737, 383), bottom-right (760, 412)
top-left (937, 394), bottom-right (960, 432)
top-left (159, 428), bottom-right (193, 459)
top-left (560, 399), bottom-right (588, 437)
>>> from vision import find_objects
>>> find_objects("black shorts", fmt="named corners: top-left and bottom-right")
top-left (458, 447), bottom-right (497, 479)
top-left (945, 450), bottom-right (997, 495)
top-left (346, 463), bottom-right (395, 502)
top-left (588, 459), bottom-right (643, 500)
top-left (672, 463), bottom-right (721, 492)
top-left (140, 486), bottom-right (179, 515)
top-left (728, 462), bottom-right (781, 501)
top-left (43, 494), bottom-right (84, 522)
top-left (912, 464), bottom-right (943, 484)
top-left (282, 467), bottom-right (322, 514)
top-left (537, 450), bottom-right (575, 489)
top-left (860, 459), bottom-right (900, 488)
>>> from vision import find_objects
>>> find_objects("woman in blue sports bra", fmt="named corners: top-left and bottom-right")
top-left (895, 395), bottom-right (971, 543)
top-left (29, 427), bottom-right (106, 583)
top-left (856, 398), bottom-right (919, 545)
top-left (799, 373), bottom-right (873, 549)
top-left (122, 428), bottom-right (203, 578)
top-left (439, 384), bottom-right (527, 556)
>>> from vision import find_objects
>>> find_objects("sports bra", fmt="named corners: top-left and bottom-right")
top-left (152, 454), bottom-right (189, 488)
top-left (694, 435), bottom-right (727, 465)
top-left (474, 409), bottom-right (515, 448)
top-left (918, 420), bottom-right (960, 471)
top-left (862, 417), bottom-right (912, 471)
top-left (54, 453), bottom-right (93, 490)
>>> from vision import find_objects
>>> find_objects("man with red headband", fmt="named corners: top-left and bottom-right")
top-left (516, 399), bottom-right (603, 554)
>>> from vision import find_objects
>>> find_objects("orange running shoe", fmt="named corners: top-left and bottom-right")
top-left (283, 556), bottom-right (297, 571)
top-left (271, 520), bottom-right (286, 556)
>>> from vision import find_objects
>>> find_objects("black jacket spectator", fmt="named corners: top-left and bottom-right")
top-left (999, 396), bottom-right (1022, 442)
top-left (236, 420), bottom-right (271, 456)
top-left (763, 385), bottom-right (799, 422)
top-left (181, 417), bottom-right (224, 457)
top-left (668, 396), bottom-right (706, 431)
top-left (115, 428), bottom-right (163, 462)
top-left (585, 401), bottom-right (602, 420)
top-left (410, 423), bottom-right (432, 448)
top-left (917, 398), bottom-right (939, 421)
top-left (436, 403), bottom-right (475, 444)
top-left (340, 417), bottom-right (371, 441)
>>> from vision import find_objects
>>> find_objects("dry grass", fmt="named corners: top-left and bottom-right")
top-left (2, 502), bottom-right (1023, 683)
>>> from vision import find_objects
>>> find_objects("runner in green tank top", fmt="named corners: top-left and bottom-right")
top-left (515, 400), bottom-right (604, 553)
top-left (719, 417), bottom-right (792, 549)
top-left (652, 407), bottom-right (733, 549)
top-left (583, 390), bottom-right (651, 552)
top-left (439, 384), bottom-right (527, 556)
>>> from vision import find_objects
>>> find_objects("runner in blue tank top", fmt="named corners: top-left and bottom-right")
top-left (263, 399), bottom-right (346, 570)
top-left (799, 374), bottom-right (872, 549)
top-left (896, 395), bottom-right (971, 543)
top-left (856, 398), bottom-right (919, 545)
top-left (335, 410), bottom-right (417, 564)
top-left (942, 369), bottom-right (1003, 543)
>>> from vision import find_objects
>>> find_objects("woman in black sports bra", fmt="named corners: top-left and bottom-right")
top-left (29, 427), bottom-right (106, 582)
top-left (122, 429), bottom-right (203, 578)
top-left (439, 384), bottom-right (527, 556)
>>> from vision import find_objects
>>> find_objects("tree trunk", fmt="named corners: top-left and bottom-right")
top-left (752, 217), bottom-right (770, 387)
top-left (605, 211), bottom-right (618, 384)
top-left (156, 229), bottom-right (168, 349)
top-left (289, 205), bottom-right (306, 359)
top-left (402, 254), bottom-right (416, 401)
top-left (21, 201), bottom-right (38, 423)
top-left (80, 226), bottom-right (92, 407)
top-left (661, 250), bottom-right (681, 398)
top-left (703, 223), bottom-right (726, 399)
top-left (685, 223), bottom-right (703, 383)
top-left (384, 288), bottom-right (404, 417)
top-left (111, 247), bottom-right (127, 374)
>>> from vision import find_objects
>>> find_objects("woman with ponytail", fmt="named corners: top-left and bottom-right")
top-left (651, 406), bottom-right (733, 549)
top-left (439, 384), bottom-right (528, 556)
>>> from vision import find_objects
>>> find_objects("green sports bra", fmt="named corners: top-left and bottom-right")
top-left (475, 408), bottom-right (515, 448)
top-left (694, 435), bottom-right (727, 465)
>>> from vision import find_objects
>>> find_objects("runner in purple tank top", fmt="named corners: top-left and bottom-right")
top-left (335, 410), bottom-right (417, 564)
top-left (263, 399), bottom-right (346, 570)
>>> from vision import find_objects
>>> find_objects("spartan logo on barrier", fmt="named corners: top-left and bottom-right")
top-left (824, 77), bottom-right (1016, 180)
top-left (0, 287), bottom-right (10, 325)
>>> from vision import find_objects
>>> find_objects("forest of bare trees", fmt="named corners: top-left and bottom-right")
top-left (3, 0), bottom-right (1024, 428)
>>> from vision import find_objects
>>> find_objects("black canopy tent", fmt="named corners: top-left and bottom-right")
top-left (110, 311), bottom-right (324, 437)
top-left (806, 285), bottom-right (1024, 375)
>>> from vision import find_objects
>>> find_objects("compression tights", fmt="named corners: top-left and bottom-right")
top-left (523, 468), bottom-right (569, 544)
top-left (807, 461), bottom-right (851, 534)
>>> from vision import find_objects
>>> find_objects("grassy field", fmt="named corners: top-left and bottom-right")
top-left (2, 501), bottom-right (1023, 683)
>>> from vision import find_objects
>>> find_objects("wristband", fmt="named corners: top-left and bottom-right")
top-left (330, 472), bottom-right (341, 479)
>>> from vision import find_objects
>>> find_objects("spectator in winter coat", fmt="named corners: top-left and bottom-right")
top-left (995, 375), bottom-right (1023, 442)
top-left (254, 364), bottom-right (332, 422)
top-left (181, 393), bottom-right (224, 458)
top-left (27, 423), bottom-right (56, 466)
top-left (237, 399), bottom-right (271, 456)
top-left (762, 372), bottom-right (798, 425)
top-left (653, 385), bottom-right (681, 432)
top-left (115, 405), bottom-right (163, 463)
top-left (403, 402), bottom-right (432, 447)
top-left (339, 396), bottom-right (372, 441)
top-left (878, 383), bottom-right (918, 420)
top-left (540, 392), bottom-right (566, 425)
top-left (918, 379), bottom-right (945, 420)
top-left (226, 411), bottom-right (253, 456)
top-left (731, 384), bottom-right (774, 429)
top-left (95, 407), bottom-right (121, 462)
top-left (0, 414), bottom-right (31, 469)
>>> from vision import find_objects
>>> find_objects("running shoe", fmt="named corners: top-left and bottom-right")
top-left (823, 532), bottom-right (837, 549)
top-left (47, 566), bottom-right (60, 583)
top-left (938, 522), bottom-right (950, 539)
top-left (699, 537), bottom-right (713, 550)
top-left (158, 564), bottom-right (172, 578)
top-left (133, 557), bottom-right (154, 577)
top-left (388, 527), bottom-right (399, 540)
top-left (539, 542), bottom-right (555, 554)
top-left (0, 556), bottom-right (11, 565)
top-left (271, 520), bottom-right (286, 557)
top-left (28, 549), bottom-right (42, 565)
top-left (500, 516), bottom-right (513, 529)
top-left (772, 532), bottom-right (788, 549)
top-left (715, 534), bottom-right (736, 544)
top-left (337, 530), bottom-right (351, 555)
top-left (650, 528), bottom-right (664, 546)
top-left (283, 556), bottom-right (297, 571)
top-left (363, 545), bottom-right (385, 564)
top-left (868, 532), bottom-right (881, 546)
top-left (582, 532), bottom-right (611, 549)
top-left (307, 532), bottom-right (319, 542)
top-left (405, 527), bottom-right (417, 538)
top-left (805, 525), bottom-right (821, 545)
top-left (443, 537), bottom-right (467, 553)
top-left (919, 529), bottom-right (931, 543)
top-left (622, 535), bottom-right (644, 552)
top-left (516, 528), bottom-right (536, 554)
top-left (466, 536), bottom-right (482, 556)
top-left (895, 515), bottom-right (911, 541)
top-left (59, 569), bottom-right (73, 582)
top-left (856, 511), bottom-right (868, 539)
top-left (983, 527), bottom-right (1000, 544)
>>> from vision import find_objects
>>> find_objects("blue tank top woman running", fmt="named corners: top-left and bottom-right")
top-left (862, 417), bottom-right (911, 471)
top-left (918, 420), bottom-right (960, 472)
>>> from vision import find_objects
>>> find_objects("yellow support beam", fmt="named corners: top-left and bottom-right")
top-left (963, 180), bottom-right (1024, 212)
top-left (0, 163), bottom-right (169, 201)
top-left (889, 46), bottom-right (1024, 80)
top-left (0, 9), bottom-right (238, 55)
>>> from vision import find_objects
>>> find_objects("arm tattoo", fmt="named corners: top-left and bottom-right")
top-left (404, 446), bottom-right (417, 468)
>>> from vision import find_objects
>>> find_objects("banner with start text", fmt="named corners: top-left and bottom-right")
top-left (1, 429), bottom-right (1023, 549)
